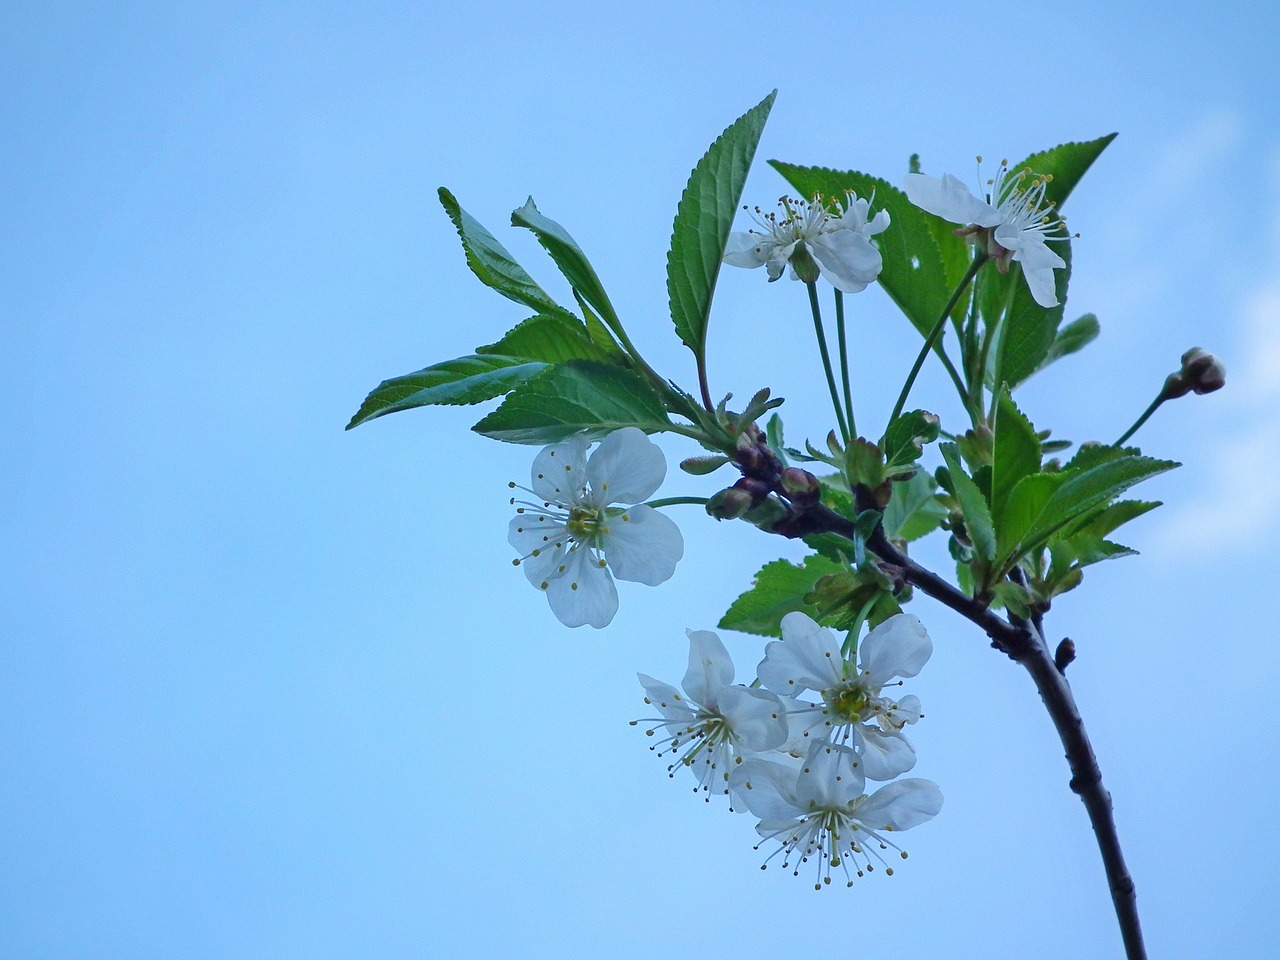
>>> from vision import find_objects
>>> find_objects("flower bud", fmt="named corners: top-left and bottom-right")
top-left (1179, 347), bottom-right (1226, 395)
top-left (706, 487), bottom-right (753, 521)
top-left (779, 467), bottom-right (821, 508)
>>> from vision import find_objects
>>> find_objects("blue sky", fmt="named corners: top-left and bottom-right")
top-left (3, 3), bottom-right (1279, 958)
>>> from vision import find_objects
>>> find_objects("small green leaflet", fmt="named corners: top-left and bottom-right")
top-left (471, 360), bottom-right (671, 444)
top-left (476, 314), bottom-right (616, 364)
top-left (667, 90), bottom-right (776, 357)
top-left (346, 355), bottom-right (546, 430)
top-left (719, 554), bottom-right (847, 637)
top-left (437, 188), bottom-right (575, 321)
top-left (512, 199), bottom-right (621, 333)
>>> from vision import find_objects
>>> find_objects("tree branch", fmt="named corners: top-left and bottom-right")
top-left (770, 500), bottom-right (1148, 959)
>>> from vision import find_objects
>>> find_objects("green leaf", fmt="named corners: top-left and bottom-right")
top-left (992, 387), bottom-right (1042, 517)
top-left (881, 409), bottom-right (941, 469)
top-left (883, 470), bottom-right (947, 543)
top-left (477, 314), bottom-right (616, 364)
top-left (940, 442), bottom-right (997, 561)
top-left (1015, 133), bottom-right (1118, 212)
top-left (346, 355), bottom-right (546, 429)
top-left (1067, 499), bottom-right (1160, 540)
top-left (768, 163), bottom-right (967, 347)
top-left (1025, 456), bottom-right (1178, 549)
top-left (719, 554), bottom-right (847, 637)
top-left (471, 360), bottom-right (671, 444)
top-left (668, 90), bottom-right (777, 356)
top-left (511, 198), bottom-right (621, 330)
top-left (996, 472), bottom-right (1069, 563)
top-left (1037, 313), bottom-right (1100, 373)
top-left (437, 189), bottom-right (574, 319)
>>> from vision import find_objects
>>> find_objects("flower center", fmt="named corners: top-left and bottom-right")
top-left (824, 679), bottom-right (872, 724)
top-left (566, 504), bottom-right (605, 540)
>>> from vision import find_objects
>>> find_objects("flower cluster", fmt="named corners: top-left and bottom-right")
top-left (636, 611), bottom-right (942, 888)
top-left (723, 192), bottom-right (889, 293)
top-left (509, 428), bottom-right (684, 628)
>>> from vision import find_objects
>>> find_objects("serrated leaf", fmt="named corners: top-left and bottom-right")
top-left (1037, 313), bottom-right (1099, 373)
top-left (768, 163), bottom-right (967, 346)
top-left (477, 314), bottom-right (616, 364)
top-left (1025, 456), bottom-right (1178, 549)
top-left (471, 360), bottom-right (671, 444)
top-left (1015, 133), bottom-right (1117, 212)
top-left (1064, 441), bottom-right (1141, 472)
top-left (881, 409), bottom-right (941, 469)
top-left (718, 554), bottom-right (847, 637)
top-left (511, 198), bottom-right (621, 330)
top-left (882, 469), bottom-right (947, 543)
top-left (1069, 499), bottom-right (1160, 539)
top-left (668, 90), bottom-right (776, 356)
top-left (347, 355), bottom-right (545, 429)
top-left (940, 442), bottom-right (996, 561)
top-left (438, 189), bottom-right (573, 319)
top-left (996, 472), bottom-right (1070, 563)
top-left (992, 387), bottom-right (1042, 517)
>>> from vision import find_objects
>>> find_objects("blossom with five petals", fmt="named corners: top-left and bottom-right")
top-left (723, 193), bottom-right (887, 293)
top-left (757, 611), bottom-right (932, 780)
top-left (730, 741), bottom-right (943, 887)
top-left (508, 428), bottom-right (683, 628)
top-left (903, 158), bottom-right (1069, 308)
top-left (636, 630), bottom-right (788, 801)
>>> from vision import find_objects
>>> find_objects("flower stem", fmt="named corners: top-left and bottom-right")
top-left (833, 290), bottom-right (857, 440)
top-left (1113, 390), bottom-right (1167, 447)
top-left (806, 282), bottom-right (850, 444)
top-left (887, 252), bottom-right (987, 428)
top-left (645, 496), bottom-right (709, 509)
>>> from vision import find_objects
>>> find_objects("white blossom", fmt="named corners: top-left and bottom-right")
top-left (723, 193), bottom-right (886, 293)
top-left (903, 158), bottom-right (1070, 307)
top-left (758, 611), bottom-right (932, 780)
top-left (730, 741), bottom-right (942, 888)
top-left (508, 428), bottom-right (683, 628)
top-left (636, 630), bottom-right (788, 801)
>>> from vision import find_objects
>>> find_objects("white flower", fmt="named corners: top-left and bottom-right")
top-left (723, 193), bottom-right (886, 293)
top-left (757, 611), bottom-right (932, 780)
top-left (730, 741), bottom-right (942, 888)
top-left (903, 158), bottom-right (1069, 308)
top-left (635, 630), bottom-right (788, 801)
top-left (508, 427), bottom-right (683, 628)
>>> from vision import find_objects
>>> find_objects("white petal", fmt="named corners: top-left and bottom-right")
top-left (529, 435), bottom-right (590, 504)
top-left (508, 512), bottom-right (570, 581)
top-left (855, 778), bottom-right (943, 832)
top-left (1010, 239), bottom-right (1065, 308)
top-left (584, 427), bottom-right (667, 505)
top-left (757, 611), bottom-right (843, 694)
top-left (723, 231), bottom-right (773, 268)
top-left (681, 629), bottom-right (734, 706)
top-left (859, 613), bottom-right (932, 685)
top-left (544, 547), bottom-right (618, 628)
top-left (601, 504), bottom-right (683, 586)
top-left (729, 758), bottom-right (802, 822)
top-left (717, 685), bottom-right (788, 752)
top-left (856, 727), bottom-right (917, 781)
top-left (865, 209), bottom-right (891, 237)
top-left (795, 742), bottom-right (864, 809)
top-left (811, 230), bottom-right (882, 292)
top-left (903, 172), bottom-right (1002, 227)
top-left (637, 673), bottom-right (697, 725)
top-left (774, 697), bottom-right (827, 758)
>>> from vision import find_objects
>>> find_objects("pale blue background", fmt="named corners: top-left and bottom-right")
top-left (4, 3), bottom-right (1278, 958)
